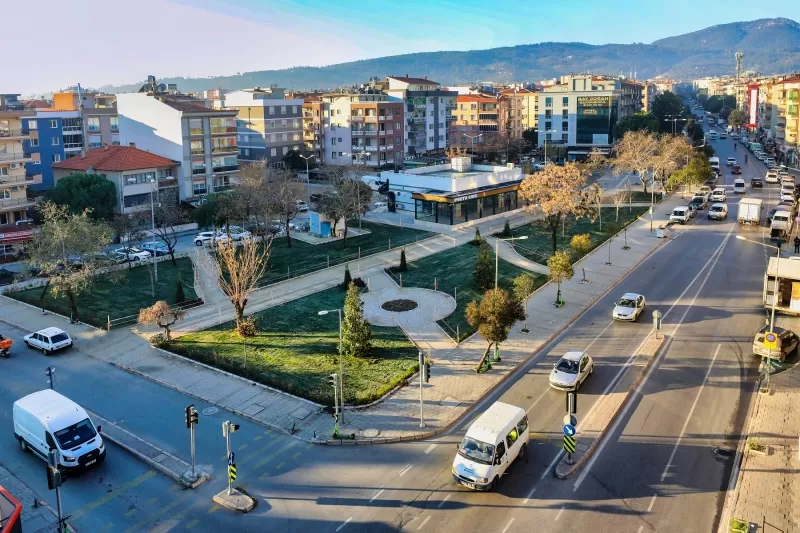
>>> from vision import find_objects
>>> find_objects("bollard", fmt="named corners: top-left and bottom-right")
top-left (327, 255), bottom-right (330, 268)
top-left (653, 310), bottom-right (662, 339)
top-left (389, 238), bottom-right (391, 250)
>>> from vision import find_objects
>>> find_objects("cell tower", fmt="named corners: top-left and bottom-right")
top-left (735, 50), bottom-right (744, 81)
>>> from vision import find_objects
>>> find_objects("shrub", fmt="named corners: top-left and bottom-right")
top-left (175, 273), bottom-right (186, 304)
top-left (149, 333), bottom-right (166, 346)
top-left (351, 277), bottom-right (367, 289)
top-left (472, 227), bottom-right (482, 245)
top-left (237, 317), bottom-right (259, 337)
top-left (342, 264), bottom-right (352, 289)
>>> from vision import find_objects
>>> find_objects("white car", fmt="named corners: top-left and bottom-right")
top-left (549, 350), bottom-right (593, 391)
top-left (670, 206), bottom-right (691, 225)
top-left (726, 157), bottom-right (736, 167)
top-left (112, 247), bottom-right (151, 261)
top-left (708, 203), bottom-right (728, 220)
top-left (193, 232), bottom-right (228, 246)
top-left (220, 226), bottom-right (252, 241)
top-left (781, 189), bottom-right (796, 203)
top-left (765, 171), bottom-right (780, 183)
top-left (612, 293), bottom-right (647, 321)
top-left (756, 152), bottom-right (766, 161)
top-left (295, 200), bottom-right (310, 212)
top-left (23, 327), bottom-right (73, 355)
top-left (709, 188), bottom-right (726, 202)
top-left (533, 162), bottom-right (547, 170)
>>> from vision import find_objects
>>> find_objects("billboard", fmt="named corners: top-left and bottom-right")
top-left (746, 84), bottom-right (759, 128)
top-left (577, 96), bottom-right (612, 145)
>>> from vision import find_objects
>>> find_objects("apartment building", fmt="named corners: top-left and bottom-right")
top-left (769, 77), bottom-right (799, 167)
top-left (23, 109), bottom-right (83, 190)
top-left (0, 95), bottom-right (41, 254)
top-left (639, 82), bottom-right (657, 112)
top-left (385, 76), bottom-right (457, 158)
top-left (536, 74), bottom-right (642, 150)
top-left (118, 91), bottom-right (239, 201)
top-left (225, 87), bottom-right (303, 163)
top-left (499, 88), bottom-right (537, 138)
top-left (447, 94), bottom-right (508, 148)
top-left (320, 91), bottom-right (405, 167)
top-left (302, 98), bottom-right (325, 163)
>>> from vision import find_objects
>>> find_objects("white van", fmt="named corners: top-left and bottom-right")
top-left (452, 402), bottom-right (528, 491)
top-left (708, 156), bottom-right (720, 171)
top-left (13, 390), bottom-right (106, 470)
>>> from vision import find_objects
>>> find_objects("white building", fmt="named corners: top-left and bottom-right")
top-left (117, 91), bottom-right (239, 202)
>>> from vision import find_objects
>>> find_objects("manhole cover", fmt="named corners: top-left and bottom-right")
top-left (381, 299), bottom-right (418, 312)
top-left (362, 429), bottom-right (380, 438)
top-left (201, 407), bottom-right (219, 416)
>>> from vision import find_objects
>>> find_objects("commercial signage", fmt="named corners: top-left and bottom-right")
top-left (577, 96), bottom-right (611, 108)
top-left (746, 84), bottom-right (759, 127)
top-left (453, 193), bottom-right (478, 202)
top-left (592, 134), bottom-right (609, 145)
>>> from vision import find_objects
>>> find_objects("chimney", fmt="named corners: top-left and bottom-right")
top-left (405, 74), bottom-right (409, 78)
top-left (129, 142), bottom-right (136, 148)
top-left (103, 143), bottom-right (109, 151)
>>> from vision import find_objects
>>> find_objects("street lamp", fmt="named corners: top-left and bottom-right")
top-left (147, 175), bottom-right (158, 282)
top-left (318, 308), bottom-right (344, 423)
top-left (463, 133), bottom-right (482, 159)
top-left (495, 236), bottom-right (528, 289)
top-left (299, 154), bottom-right (314, 205)
top-left (664, 115), bottom-right (687, 136)
top-left (534, 128), bottom-right (558, 166)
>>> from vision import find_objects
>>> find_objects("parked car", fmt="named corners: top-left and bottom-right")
top-left (112, 247), bottom-right (151, 261)
top-left (295, 200), bottom-right (309, 212)
top-left (612, 293), bottom-right (647, 321)
top-left (767, 207), bottom-right (779, 225)
top-left (533, 162), bottom-right (547, 170)
top-left (220, 226), bottom-right (252, 241)
top-left (765, 171), bottom-right (780, 183)
top-left (140, 242), bottom-right (170, 256)
top-left (549, 350), bottom-right (593, 391)
top-left (752, 325), bottom-right (799, 362)
top-left (751, 177), bottom-right (764, 188)
top-left (193, 232), bottom-right (228, 246)
top-left (23, 327), bottom-right (73, 356)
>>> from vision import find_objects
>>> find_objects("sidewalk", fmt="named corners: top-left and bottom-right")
top-left (0, 192), bottom-right (689, 445)
top-left (0, 462), bottom-right (75, 533)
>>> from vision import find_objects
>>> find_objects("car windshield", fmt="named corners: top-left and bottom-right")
top-left (50, 333), bottom-right (69, 343)
top-left (556, 358), bottom-right (579, 374)
top-left (617, 298), bottom-right (636, 308)
top-left (711, 206), bottom-right (724, 212)
top-left (458, 437), bottom-right (495, 465)
top-left (54, 418), bottom-right (97, 449)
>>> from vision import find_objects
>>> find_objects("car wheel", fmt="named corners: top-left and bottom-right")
top-left (19, 437), bottom-right (29, 453)
top-left (489, 476), bottom-right (499, 491)
top-left (42, 347), bottom-right (49, 356)
top-left (195, 241), bottom-right (202, 246)
top-left (133, 257), bottom-right (140, 261)
top-left (589, 364), bottom-right (594, 375)
top-left (518, 443), bottom-right (528, 464)
top-left (24, 340), bottom-right (30, 348)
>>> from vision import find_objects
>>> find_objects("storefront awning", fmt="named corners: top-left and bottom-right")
top-left (411, 181), bottom-right (522, 203)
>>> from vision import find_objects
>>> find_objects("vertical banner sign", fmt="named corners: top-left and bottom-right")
top-left (746, 84), bottom-right (759, 127)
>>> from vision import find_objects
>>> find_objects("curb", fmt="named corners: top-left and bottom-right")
top-left (213, 488), bottom-right (256, 513)
top-left (554, 334), bottom-right (670, 479)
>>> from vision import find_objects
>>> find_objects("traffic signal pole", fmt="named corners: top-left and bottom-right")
top-left (47, 450), bottom-right (65, 533)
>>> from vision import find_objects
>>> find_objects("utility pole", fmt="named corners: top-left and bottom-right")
top-left (222, 421), bottom-right (240, 496)
top-left (418, 351), bottom-right (425, 428)
top-left (47, 449), bottom-right (65, 533)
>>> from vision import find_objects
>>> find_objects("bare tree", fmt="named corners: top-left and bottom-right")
top-left (318, 167), bottom-right (373, 247)
top-left (610, 189), bottom-right (630, 222)
top-left (264, 168), bottom-right (304, 247)
top-left (129, 188), bottom-right (188, 266)
top-left (611, 130), bottom-right (658, 193)
top-left (138, 300), bottom-right (186, 341)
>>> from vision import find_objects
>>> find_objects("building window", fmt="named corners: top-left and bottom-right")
top-left (28, 120), bottom-right (37, 130)
top-left (30, 138), bottom-right (39, 147)
top-left (545, 97), bottom-right (552, 108)
top-left (395, 136), bottom-right (402, 144)
top-left (545, 121), bottom-right (551, 130)
top-left (49, 119), bottom-right (57, 128)
top-left (269, 107), bottom-right (275, 115)
top-left (439, 134), bottom-right (444, 141)
top-left (562, 133), bottom-right (569, 143)
top-left (89, 135), bottom-right (102, 148)
top-left (87, 117), bottom-right (100, 131)
top-left (0, 190), bottom-right (10, 199)
top-left (193, 181), bottom-right (207, 195)
top-left (545, 110), bottom-right (552, 119)
top-left (269, 121), bottom-right (275, 129)
top-left (292, 106), bottom-right (298, 114)
top-left (52, 136), bottom-right (59, 146)
top-left (112, 135), bottom-right (120, 146)
top-left (545, 133), bottom-right (552, 141)
top-left (271, 148), bottom-right (277, 157)
top-left (562, 110), bottom-right (568, 118)
top-left (562, 97), bottom-right (569, 106)
top-left (281, 106), bottom-right (287, 114)
top-left (189, 119), bottom-right (203, 135)
top-left (281, 119), bottom-right (287, 127)
top-left (281, 133), bottom-right (287, 141)
top-left (0, 167), bottom-right (7, 176)
top-left (428, 136), bottom-right (434, 142)
top-left (282, 146), bottom-right (288, 155)
top-left (110, 116), bottom-right (119, 132)
top-left (191, 140), bottom-right (204, 154)
top-left (243, 148), bottom-right (250, 157)
top-left (52, 154), bottom-right (61, 163)
top-left (331, 138), bottom-right (336, 146)
top-left (395, 122), bottom-right (401, 130)
top-left (331, 152), bottom-right (337, 159)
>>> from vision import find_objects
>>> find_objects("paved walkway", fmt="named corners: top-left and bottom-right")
top-left (0, 462), bottom-right (75, 533)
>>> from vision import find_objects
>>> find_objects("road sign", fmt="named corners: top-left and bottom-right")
top-left (566, 391), bottom-right (577, 415)
top-left (228, 452), bottom-right (235, 466)
top-left (563, 414), bottom-right (577, 427)
top-left (563, 424), bottom-right (576, 437)
top-left (228, 464), bottom-right (237, 482)
top-left (764, 331), bottom-right (778, 350)
top-left (563, 435), bottom-right (576, 454)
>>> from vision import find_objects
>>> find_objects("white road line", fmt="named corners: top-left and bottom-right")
top-left (437, 494), bottom-right (451, 508)
top-left (501, 518), bottom-right (515, 533)
top-left (417, 516), bottom-right (431, 530)
top-left (399, 464), bottom-right (413, 477)
top-left (573, 227), bottom-right (734, 491)
top-left (369, 489), bottom-right (384, 503)
top-left (541, 450), bottom-right (564, 479)
top-left (424, 444), bottom-right (437, 454)
top-left (660, 344), bottom-right (721, 482)
top-left (647, 493), bottom-right (658, 512)
top-left (637, 526), bottom-right (645, 533)
top-left (523, 487), bottom-right (537, 504)
top-left (554, 507), bottom-right (565, 521)
top-left (335, 517), bottom-right (352, 532)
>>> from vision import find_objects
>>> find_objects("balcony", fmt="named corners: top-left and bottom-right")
top-left (379, 114), bottom-right (393, 121)
top-left (0, 174), bottom-right (41, 185)
top-left (412, 116), bottom-right (426, 123)
top-left (364, 131), bottom-right (377, 136)
top-left (192, 166), bottom-right (207, 175)
top-left (190, 128), bottom-right (204, 136)
top-left (210, 126), bottom-right (237, 135)
top-left (0, 197), bottom-right (36, 210)
top-left (352, 130), bottom-right (364, 136)
top-left (364, 146), bottom-right (378, 152)
top-left (212, 165), bottom-right (239, 173)
top-left (446, 115), bottom-right (457, 121)
top-left (350, 116), bottom-right (364, 122)
top-left (0, 129), bottom-right (30, 140)
top-left (385, 129), bottom-right (394, 135)
top-left (212, 145), bottom-right (238, 154)
top-left (0, 152), bottom-right (31, 164)
top-left (364, 115), bottom-right (378, 122)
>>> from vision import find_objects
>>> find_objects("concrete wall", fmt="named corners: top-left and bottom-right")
top-left (117, 94), bottom-right (183, 162)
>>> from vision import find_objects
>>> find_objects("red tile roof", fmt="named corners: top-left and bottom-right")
top-left (51, 146), bottom-right (178, 172)
top-left (387, 76), bottom-right (440, 86)
top-left (23, 99), bottom-right (52, 109)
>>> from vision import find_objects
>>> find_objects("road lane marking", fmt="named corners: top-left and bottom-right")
top-left (123, 493), bottom-right (189, 533)
top-left (637, 526), bottom-right (644, 533)
top-left (369, 489), bottom-right (385, 503)
top-left (186, 519), bottom-right (200, 529)
top-left (250, 440), bottom-right (298, 471)
top-left (100, 523), bottom-right (114, 532)
top-left (399, 464), bottom-right (413, 477)
top-left (336, 517), bottom-right (352, 531)
top-left (437, 494), bottom-right (451, 508)
top-left (647, 493), bottom-right (658, 512)
top-left (145, 497), bottom-right (158, 506)
top-left (254, 435), bottom-right (262, 441)
top-left (292, 451), bottom-right (303, 459)
top-left (660, 344), bottom-right (721, 482)
top-left (424, 443), bottom-right (437, 454)
top-left (541, 450), bottom-right (564, 479)
top-left (275, 462), bottom-right (285, 470)
top-left (554, 507), bottom-right (565, 521)
top-left (417, 516), bottom-right (432, 530)
top-left (502, 517), bottom-right (515, 532)
top-left (208, 504), bottom-right (220, 513)
top-left (573, 228), bottom-right (734, 492)
top-left (524, 487), bottom-right (537, 504)
top-left (238, 443), bottom-right (248, 450)
top-left (70, 470), bottom-right (157, 520)
top-left (124, 508), bottom-right (138, 519)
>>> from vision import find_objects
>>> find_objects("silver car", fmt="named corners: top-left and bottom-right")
top-left (612, 293), bottom-right (646, 321)
top-left (549, 350), bottom-right (593, 391)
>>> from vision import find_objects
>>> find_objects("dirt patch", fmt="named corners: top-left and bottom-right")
top-left (381, 299), bottom-right (419, 312)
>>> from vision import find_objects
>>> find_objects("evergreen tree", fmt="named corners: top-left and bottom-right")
top-left (474, 227), bottom-right (482, 244)
top-left (474, 242), bottom-right (494, 289)
top-left (342, 264), bottom-right (352, 289)
top-left (342, 282), bottom-right (372, 358)
top-left (399, 248), bottom-right (408, 271)
top-left (500, 220), bottom-right (512, 238)
top-left (175, 272), bottom-right (187, 304)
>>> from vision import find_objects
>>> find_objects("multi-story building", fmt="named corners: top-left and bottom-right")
top-left (320, 91), bottom-right (405, 167)
top-left (225, 87), bottom-right (304, 164)
top-left (651, 78), bottom-right (677, 94)
top-left (51, 145), bottom-right (179, 214)
top-left (769, 77), bottom-right (800, 167)
top-left (500, 88), bottom-right (537, 138)
top-left (302, 98), bottom-right (325, 163)
top-left (385, 76), bottom-right (457, 158)
top-left (23, 109), bottom-right (84, 190)
top-left (0, 95), bottom-right (40, 254)
top-left (536, 74), bottom-right (643, 151)
top-left (118, 90), bottom-right (240, 201)
top-left (447, 94), bottom-right (508, 149)
top-left (639, 82), bottom-right (657, 112)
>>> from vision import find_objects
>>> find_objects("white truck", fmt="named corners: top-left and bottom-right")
top-left (764, 257), bottom-right (800, 316)
top-left (771, 209), bottom-right (794, 242)
top-left (737, 198), bottom-right (762, 225)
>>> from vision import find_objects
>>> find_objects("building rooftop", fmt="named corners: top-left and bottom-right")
top-left (23, 99), bottom-right (52, 109)
top-left (153, 95), bottom-right (236, 114)
top-left (52, 145), bottom-right (178, 172)
top-left (387, 75), bottom-right (439, 86)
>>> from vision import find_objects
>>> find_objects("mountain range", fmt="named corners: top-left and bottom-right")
top-left (99, 18), bottom-right (800, 94)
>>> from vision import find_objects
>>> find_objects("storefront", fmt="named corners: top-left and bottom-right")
top-left (413, 184), bottom-right (520, 225)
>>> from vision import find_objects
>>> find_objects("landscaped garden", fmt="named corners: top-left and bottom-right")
top-left (7, 258), bottom-right (198, 329)
top-left (167, 284), bottom-right (419, 406)
top-left (259, 220), bottom-right (433, 286)
top-left (389, 242), bottom-right (547, 341)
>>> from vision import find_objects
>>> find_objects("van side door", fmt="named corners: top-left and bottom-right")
top-left (495, 441), bottom-right (508, 475)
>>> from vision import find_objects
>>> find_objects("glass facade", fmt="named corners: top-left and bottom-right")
top-left (576, 95), bottom-right (612, 145)
top-left (414, 190), bottom-right (518, 225)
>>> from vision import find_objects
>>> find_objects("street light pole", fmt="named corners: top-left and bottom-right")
top-left (299, 154), bottom-right (314, 205)
top-left (318, 308), bottom-right (345, 425)
top-left (464, 134), bottom-right (482, 160)
top-left (148, 175), bottom-right (158, 282)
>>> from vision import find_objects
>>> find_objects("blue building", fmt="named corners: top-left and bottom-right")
top-left (23, 110), bottom-right (83, 190)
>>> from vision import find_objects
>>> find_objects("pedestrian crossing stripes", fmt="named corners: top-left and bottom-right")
top-left (563, 435), bottom-right (576, 454)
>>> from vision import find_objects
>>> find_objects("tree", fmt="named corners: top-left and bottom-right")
top-left (202, 236), bottom-right (272, 334)
top-left (570, 233), bottom-right (592, 257)
top-left (719, 107), bottom-right (732, 120)
top-left (651, 92), bottom-right (685, 133)
top-left (522, 128), bottom-right (538, 147)
top-left (282, 149), bottom-right (317, 171)
top-left (466, 288), bottom-right (525, 372)
top-left (666, 152), bottom-right (712, 193)
top-left (609, 190), bottom-right (630, 222)
top-left (474, 227), bottom-right (482, 244)
top-left (239, 161), bottom-right (277, 234)
top-left (611, 130), bottom-right (658, 193)
top-left (317, 168), bottom-right (372, 247)
top-left (696, 91), bottom-right (708, 106)
top-left (474, 241), bottom-right (493, 290)
top-left (512, 274), bottom-right (538, 332)
top-left (399, 249), bottom-right (407, 271)
top-left (341, 282), bottom-right (372, 358)
top-left (28, 202), bottom-right (113, 321)
top-left (264, 168), bottom-right (304, 247)
top-left (44, 172), bottom-right (117, 221)
top-left (138, 300), bottom-right (186, 341)
top-left (342, 263), bottom-right (352, 288)
top-left (144, 188), bottom-right (187, 266)
top-left (685, 119), bottom-right (705, 145)
top-left (613, 112), bottom-right (660, 139)
top-left (175, 272), bottom-right (187, 304)
top-left (500, 220), bottom-right (512, 238)
top-left (728, 109), bottom-right (746, 129)
top-left (519, 162), bottom-right (593, 254)
top-left (651, 135), bottom-right (693, 190)
top-left (547, 250), bottom-right (574, 306)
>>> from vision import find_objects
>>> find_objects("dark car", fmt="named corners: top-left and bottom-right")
top-left (767, 207), bottom-right (779, 225)
top-left (751, 177), bottom-right (764, 188)
top-left (732, 165), bottom-right (742, 174)
top-left (689, 196), bottom-right (707, 210)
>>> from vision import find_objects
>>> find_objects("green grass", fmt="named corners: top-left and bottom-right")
top-left (7, 258), bottom-right (198, 328)
top-left (260, 221), bottom-right (433, 285)
top-left (628, 191), bottom-right (664, 203)
top-left (392, 243), bottom-right (547, 341)
top-left (504, 207), bottom-right (649, 265)
top-left (167, 285), bottom-right (419, 406)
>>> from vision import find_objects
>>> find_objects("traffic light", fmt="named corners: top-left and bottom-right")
top-left (329, 373), bottom-right (338, 389)
top-left (185, 405), bottom-right (199, 429)
top-left (223, 420), bottom-right (240, 436)
top-left (424, 359), bottom-right (431, 383)
top-left (46, 465), bottom-right (62, 490)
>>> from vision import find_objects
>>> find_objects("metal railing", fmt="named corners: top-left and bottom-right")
top-left (0, 129), bottom-right (27, 138)
top-left (0, 152), bottom-right (31, 162)
top-left (0, 197), bottom-right (36, 208)
top-left (107, 297), bottom-right (204, 330)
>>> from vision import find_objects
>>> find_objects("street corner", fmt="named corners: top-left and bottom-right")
top-left (180, 468), bottom-right (211, 489)
top-left (213, 487), bottom-right (256, 513)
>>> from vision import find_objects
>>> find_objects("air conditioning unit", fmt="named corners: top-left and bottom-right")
top-left (507, 163), bottom-right (514, 169)
top-left (10, 163), bottom-right (21, 169)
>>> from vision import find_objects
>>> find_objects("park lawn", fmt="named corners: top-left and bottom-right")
top-left (7, 258), bottom-right (198, 329)
top-left (168, 285), bottom-right (419, 406)
top-left (395, 243), bottom-right (546, 341)
top-left (260, 220), bottom-right (433, 285)
top-left (503, 206), bottom-right (649, 265)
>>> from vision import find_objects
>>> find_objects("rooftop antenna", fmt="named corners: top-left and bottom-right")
top-left (735, 50), bottom-right (744, 82)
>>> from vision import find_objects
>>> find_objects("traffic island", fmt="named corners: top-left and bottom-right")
top-left (213, 488), bottom-right (256, 513)
top-left (554, 333), bottom-right (668, 479)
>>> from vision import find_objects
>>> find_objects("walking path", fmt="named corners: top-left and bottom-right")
top-left (0, 462), bottom-right (75, 533)
top-left (0, 192), bottom-right (689, 445)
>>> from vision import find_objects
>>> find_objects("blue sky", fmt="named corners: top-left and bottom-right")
top-left (10, 0), bottom-right (798, 95)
